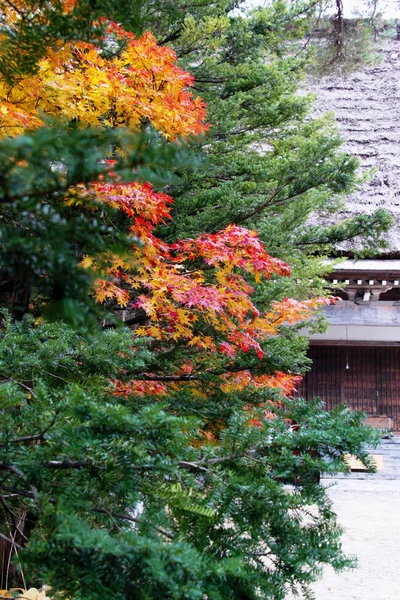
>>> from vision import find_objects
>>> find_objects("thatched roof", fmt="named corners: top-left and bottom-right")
top-left (309, 37), bottom-right (400, 254)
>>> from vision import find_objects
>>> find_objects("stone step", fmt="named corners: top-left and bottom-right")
top-left (368, 454), bottom-right (400, 460)
top-left (324, 469), bottom-right (400, 477)
top-left (369, 453), bottom-right (400, 458)
top-left (326, 439), bottom-right (400, 479)
top-left (324, 475), bottom-right (400, 481)
top-left (377, 450), bottom-right (400, 454)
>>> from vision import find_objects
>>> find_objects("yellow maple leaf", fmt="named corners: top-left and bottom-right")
top-left (80, 255), bottom-right (93, 269)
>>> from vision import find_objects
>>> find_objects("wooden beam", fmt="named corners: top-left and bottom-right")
top-left (309, 340), bottom-right (400, 347)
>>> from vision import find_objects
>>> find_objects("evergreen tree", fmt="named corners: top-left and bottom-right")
top-left (144, 1), bottom-right (392, 268)
top-left (0, 2), bottom-right (378, 599)
top-left (0, 317), bottom-right (376, 599)
top-left (134, 0), bottom-right (393, 417)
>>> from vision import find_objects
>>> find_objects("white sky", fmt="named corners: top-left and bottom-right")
top-left (342, 0), bottom-right (400, 18)
top-left (242, 0), bottom-right (400, 18)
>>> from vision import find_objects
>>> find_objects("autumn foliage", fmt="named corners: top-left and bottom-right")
top-left (0, 1), bottom-right (324, 402)
top-left (0, 19), bottom-right (207, 139)
top-left (80, 174), bottom-right (326, 399)
top-left (1, 4), bottom-right (376, 599)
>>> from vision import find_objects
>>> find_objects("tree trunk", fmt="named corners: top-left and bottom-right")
top-left (333, 0), bottom-right (345, 60)
top-left (0, 271), bottom-right (31, 320)
top-left (0, 272), bottom-right (31, 587)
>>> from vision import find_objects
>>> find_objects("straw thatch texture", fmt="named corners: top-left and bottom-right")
top-left (309, 38), bottom-right (400, 253)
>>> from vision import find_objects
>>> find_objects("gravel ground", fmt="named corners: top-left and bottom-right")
top-left (308, 478), bottom-right (400, 600)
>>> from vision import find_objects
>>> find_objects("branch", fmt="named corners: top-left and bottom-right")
top-left (0, 531), bottom-right (22, 550)
top-left (2, 376), bottom-right (37, 399)
top-left (234, 180), bottom-right (295, 225)
top-left (128, 366), bottom-right (259, 383)
top-left (135, 374), bottom-right (201, 382)
top-left (298, 223), bottom-right (378, 247)
top-left (177, 460), bottom-right (208, 473)
top-left (0, 484), bottom-right (35, 499)
top-left (93, 507), bottom-right (174, 540)
top-left (4, 0), bottom-right (29, 20)
top-left (0, 496), bottom-right (29, 542)
top-left (287, 0), bottom-right (323, 21)
top-left (43, 370), bottom-right (70, 384)
top-left (200, 453), bottom-right (249, 466)
top-left (0, 411), bottom-right (59, 446)
top-left (178, 451), bottom-right (258, 472)
top-left (0, 464), bottom-right (39, 503)
top-left (0, 185), bottom-right (68, 204)
top-left (179, 445), bottom-right (278, 472)
top-left (44, 460), bottom-right (90, 469)
top-left (159, 26), bottom-right (184, 46)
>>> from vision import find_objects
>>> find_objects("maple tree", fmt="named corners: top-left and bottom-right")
top-left (0, 20), bottom-right (207, 138)
top-left (0, 2), bottom-right (377, 599)
top-left (81, 178), bottom-right (333, 409)
top-left (0, 2), bottom-right (324, 398)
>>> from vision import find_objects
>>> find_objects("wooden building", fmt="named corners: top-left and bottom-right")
top-left (297, 260), bottom-right (400, 429)
top-left (297, 40), bottom-right (400, 429)
top-left (297, 344), bottom-right (400, 428)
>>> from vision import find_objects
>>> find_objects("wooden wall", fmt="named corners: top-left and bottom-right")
top-left (295, 346), bottom-right (400, 429)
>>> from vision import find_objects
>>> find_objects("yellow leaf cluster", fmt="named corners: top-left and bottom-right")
top-left (0, 18), bottom-right (207, 139)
